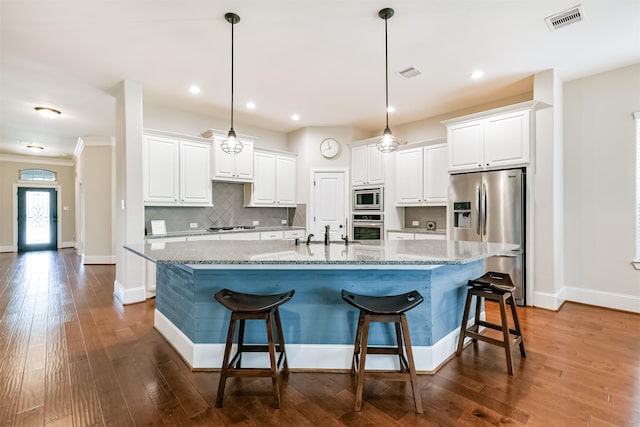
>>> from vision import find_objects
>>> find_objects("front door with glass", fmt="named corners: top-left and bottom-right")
top-left (17, 187), bottom-right (58, 252)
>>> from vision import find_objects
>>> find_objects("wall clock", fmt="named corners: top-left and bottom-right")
top-left (320, 138), bottom-right (340, 159)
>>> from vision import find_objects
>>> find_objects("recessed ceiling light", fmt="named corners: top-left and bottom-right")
top-left (291, 114), bottom-right (300, 121)
top-left (35, 107), bottom-right (61, 118)
top-left (26, 145), bottom-right (44, 152)
top-left (246, 101), bottom-right (256, 109)
top-left (387, 106), bottom-right (396, 113)
top-left (470, 70), bottom-right (484, 80)
top-left (189, 85), bottom-right (201, 94)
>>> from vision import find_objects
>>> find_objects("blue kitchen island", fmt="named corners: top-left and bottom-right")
top-left (125, 239), bottom-right (517, 372)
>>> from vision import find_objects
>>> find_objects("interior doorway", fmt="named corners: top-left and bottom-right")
top-left (310, 169), bottom-right (349, 241)
top-left (17, 187), bottom-right (58, 252)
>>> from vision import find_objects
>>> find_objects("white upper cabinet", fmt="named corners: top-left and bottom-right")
top-left (444, 101), bottom-right (535, 173)
top-left (143, 133), bottom-right (212, 207)
top-left (351, 142), bottom-right (384, 186)
top-left (212, 136), bottom-right (254, 182)
top-left (245, 150), bottom-right (297, 207)
top-left (395, 143), bottom-right (448, 206)
top-left (144, 135), bottom-right (179, 204)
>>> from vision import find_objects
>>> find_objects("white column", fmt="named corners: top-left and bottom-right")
top-left (113, 81), bottom-right (146, 303)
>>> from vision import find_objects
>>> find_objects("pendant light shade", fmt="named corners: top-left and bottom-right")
top-left (221, 12), bottom-right (244, 155)
top-left (375, 7), bottom-right (401, 153)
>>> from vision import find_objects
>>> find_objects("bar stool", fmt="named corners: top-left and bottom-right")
top-left (456, 271), bottom-right (526, 375)
top-left (341, 289), bottom-right (424, 413)
top-left (214, 288), bottom-right (295, 408)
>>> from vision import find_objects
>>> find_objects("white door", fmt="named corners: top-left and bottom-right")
top-left (312, 171), bottom-right (347, 241)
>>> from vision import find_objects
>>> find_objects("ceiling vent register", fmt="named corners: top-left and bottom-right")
top-left (545, 5), bottom-right (585, 31)
top-left (398, 66), bottom-right (422, 79)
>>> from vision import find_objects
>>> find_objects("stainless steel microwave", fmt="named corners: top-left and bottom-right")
top-left (353, 187), bottom-right (383, 211)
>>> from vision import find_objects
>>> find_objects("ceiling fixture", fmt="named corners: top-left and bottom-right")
top-left (545, 5), bottom-right (585, 31)
top-left (26, 144), bottom-right (44, 152)
top-left (220, 12), bottom-right (243, 155)
top-left (189, 85), bottom-right (201, 94)
top-left (34, 107), bottom-right (61, 119)
top-left (375, 8), bottom-right (402, 153)
top-left (398, 66), bottom-right (421, 79)
top-left (470, 70), bottom-right (485, 80)
top-left (291, 114), bottom-right (300, 121)
top-left (246, 101), bottom-right (256, 109)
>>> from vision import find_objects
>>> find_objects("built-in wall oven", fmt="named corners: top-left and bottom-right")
top-left (352, 213), bottom-right (384, 240)
top-left (353, 187), bottom-right (383, 211)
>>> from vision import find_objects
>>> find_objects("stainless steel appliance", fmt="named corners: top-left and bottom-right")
top-left (352, 213), bottom-right (384, 240)
top-left (449, 168), bottom-right (526, 305)
top-left (353, 187), bottom-right (383, 211)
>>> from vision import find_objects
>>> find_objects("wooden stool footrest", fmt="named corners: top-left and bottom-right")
top-left (476, 320), bottom-right (521, 336)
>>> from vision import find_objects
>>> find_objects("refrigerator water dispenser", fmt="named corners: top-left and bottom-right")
top-left (453, 202), bottom-right (472, 228)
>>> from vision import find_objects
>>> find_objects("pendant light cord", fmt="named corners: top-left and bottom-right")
top-left (230, 19), bottom-right (235, 132)
top-left (384, 15), bottom-right (389, 130)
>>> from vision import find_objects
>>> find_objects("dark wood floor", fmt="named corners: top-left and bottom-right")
top-left (1, 249), bottom-right (638, 426)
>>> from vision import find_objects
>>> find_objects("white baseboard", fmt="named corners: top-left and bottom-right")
top-left (59, 241), bottom-right (75, 249)
top-left (113, 280), bottom-right (146, 305)
top-left (82, 255), bottom-right (116, 265)
top-left (564, 286), bottom-right (640, 313)
top-left (154, 309), bottom-right (475, 372)
top-left (532, 288), bottom-right (566, 310)
top-left (0, 245), bottom-right (16, 253)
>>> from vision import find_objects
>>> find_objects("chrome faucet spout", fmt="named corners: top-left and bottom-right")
top-left (324, 225), bottom-right (331, 245)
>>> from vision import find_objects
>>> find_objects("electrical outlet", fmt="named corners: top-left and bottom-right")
top-left (412, 221), bottom-right (419, 226)
top-left (253, 220), bottom-right (259, 226)
top-left (190, 222), bottom-right (198, 229)
top-left (281, 219), bottom-right (287, 225)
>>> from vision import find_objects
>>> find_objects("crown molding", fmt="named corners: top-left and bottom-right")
top-left (0, 154), bottom-right (74, 167)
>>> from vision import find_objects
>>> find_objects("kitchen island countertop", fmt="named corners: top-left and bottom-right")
top-left (125, 239), bottom-right (517, 266)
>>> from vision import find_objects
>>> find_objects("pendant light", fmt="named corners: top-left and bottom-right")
top-left (221, 12), bottom-right (243, 154)
top-left (375, 8), bottom-right (401, 153)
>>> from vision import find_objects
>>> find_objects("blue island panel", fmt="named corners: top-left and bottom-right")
top-left (155, 261), bottom-right (484, 347)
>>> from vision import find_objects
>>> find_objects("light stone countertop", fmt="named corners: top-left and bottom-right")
top-left (145, 226), bottom-right (306, 240)
top-left (125, 239), bottom-right (518, 267)
top-left (387, 228), bottom-right (447, 235)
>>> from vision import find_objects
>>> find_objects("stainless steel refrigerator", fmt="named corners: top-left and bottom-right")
top-left (449, 168), bottom-right (525, 305)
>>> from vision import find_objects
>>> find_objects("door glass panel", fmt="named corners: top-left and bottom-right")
top-left (25, 191), bottom-right (51, 244)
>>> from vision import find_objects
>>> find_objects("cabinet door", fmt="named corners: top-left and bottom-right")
top-left (144, 136), bottom-right (179, 204)
top-left (484, 110), bottom-right (530, 168)
top-left (275, 155), bottom-right (296, 205)
top-left (220, 232), bottom-right (260, 240)
top-left (448, 121), bottom-right (484, 172)
top-left (234, 141), bottom-right (254, 180)
top-left (423, 144), bottom-right (449, 205)
top-left (366, 144), bottom-right (384, 184)
top-left (179, 141), bottom-right (212, 205)
top-left (387, 231), bottom-right (414, 240)
top-left (212, 137), bottom-right (236, 179)
top-left (260, 231), bottom-right (284, 240)
top-left (395, 148), bottom-right (423, 205)
top-left (351, 145), bottom-right (367, 186)
top-left (252, 151), bottom-right (277, 205)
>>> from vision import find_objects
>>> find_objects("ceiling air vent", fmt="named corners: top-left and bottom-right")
top-left (398, 66), bottom-right (421, 79)
top-left (545, 5), bottom-right (585, 31)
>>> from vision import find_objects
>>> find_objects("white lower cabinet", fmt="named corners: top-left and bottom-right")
top-left (284, 229), bottom-right (305, 239)
top-left (220, 232), bottom-right (260, 240)
top-left (187, 234), bottom-right (221, 241)
top-left (388, 231), bottom-right (446, 240)
top-left (387, 232), bottom-right (415, 240)
top-left (260, 231), bottom-right (284, 240)
top-left (414, 233), bottom-right (446, 240)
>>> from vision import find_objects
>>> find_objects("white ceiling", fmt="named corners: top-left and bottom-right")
top-left (1, 1), bottom-right (639, 159)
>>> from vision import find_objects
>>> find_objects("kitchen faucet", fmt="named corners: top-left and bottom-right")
top-left (306, 233), bottom-right (314, 245)
top-left (324, 225), bottom-right (330, 245)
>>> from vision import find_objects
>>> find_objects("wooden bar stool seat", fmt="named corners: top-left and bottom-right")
top-left (341, 289), bottom-right (424, 413)
top-left (214, 288), bottom-right (294, 408)
top-left (456, 271), bottom-right (526, 375)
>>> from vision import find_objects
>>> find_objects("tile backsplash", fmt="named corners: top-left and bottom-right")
top-left (404, 206), bottom-right (447, 231)
top-left (145, 182), bottom-right (296, 233)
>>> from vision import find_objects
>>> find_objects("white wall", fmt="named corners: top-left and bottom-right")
top-left (563, 63), bottom-right (640, 312)
top-left (287, 126), bottom-right (370, 203)
top-left (144, 103), bottom-right (288, 151)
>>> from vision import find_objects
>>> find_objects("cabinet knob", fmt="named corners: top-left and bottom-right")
top-left (486, 163), bottom-right (489, 166)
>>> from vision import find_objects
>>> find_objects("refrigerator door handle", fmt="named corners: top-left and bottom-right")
top-left (481, 182), bottom-right (488, 236)
top-left (475, 184), bottom-right (481, 235)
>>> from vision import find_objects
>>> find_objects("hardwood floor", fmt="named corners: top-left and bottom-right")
top-left (0, 249), bottom-right (638, 426)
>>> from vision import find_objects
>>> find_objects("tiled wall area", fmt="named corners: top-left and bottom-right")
top-left (145, 182), bottom-right (294, 233)
top-left (404, 206), bottom-right (447, 231)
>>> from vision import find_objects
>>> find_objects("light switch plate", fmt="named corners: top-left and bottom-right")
top-left (190, 223), bottom-right (198, 229)
top-left (412, 221), bottom-right (419, 226)
top-left (253, 220), bottom-right (259, 225)
top-left (281, 219), bottom-right (287, 224)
